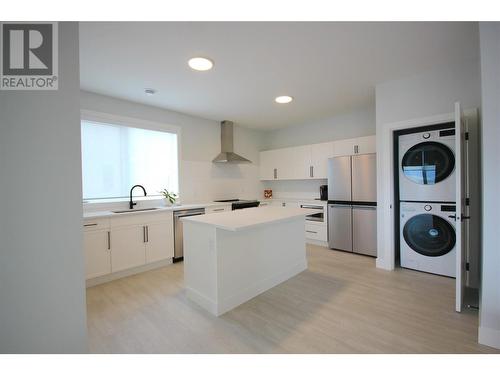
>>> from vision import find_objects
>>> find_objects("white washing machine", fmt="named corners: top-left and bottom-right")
top-left (399, 127), bottom-right (456, 202)
top-left (400, 201), bottom-right (456, 277)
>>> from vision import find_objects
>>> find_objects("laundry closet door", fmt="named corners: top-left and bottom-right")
top-left (455, 102), bottom-right (468, 313)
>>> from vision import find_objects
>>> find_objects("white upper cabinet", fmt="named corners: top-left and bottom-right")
top-left (292, 145), bottom-right (312, 179)
top-left (260, 147), bottom-right (295, 180)
top-left (332, 138), bottom-right (358, 157)
top-left (354, 135), bottom-right (376, 155)
top-left (333, 135), bottom-right (376, 157)
top-left (259, 135), bottom-right (375, 181)
top-left (259, 149), bottom-right (277, 180)
top-left (310, 142), bottom-right (335, 178)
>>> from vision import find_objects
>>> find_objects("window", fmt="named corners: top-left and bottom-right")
top-left (81, 120), bottom-right (178, 200)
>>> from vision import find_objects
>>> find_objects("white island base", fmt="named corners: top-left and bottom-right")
top-left (182, 207), bottom-right (310, 316)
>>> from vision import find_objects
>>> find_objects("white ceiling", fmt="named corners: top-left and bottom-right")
top-left (79, 22), bottom-right (479, 130)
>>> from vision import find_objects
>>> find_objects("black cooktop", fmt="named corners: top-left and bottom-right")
top-left (214, 199), bottom-right (259, 203)
top-left (214, 199), bottom-right (260, 210)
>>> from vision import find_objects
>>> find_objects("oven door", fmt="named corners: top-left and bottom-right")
top-left (300, 204), bottom-right (324, 223)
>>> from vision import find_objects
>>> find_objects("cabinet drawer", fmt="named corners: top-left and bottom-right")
top-left (305, 223), bottom-right (327, 241)
top-left (110, 211), bottom-right (173, 228)
top-left (206, 205), bottom-right (231, 214)
top-left (83, 218), bottom-right (110, 232)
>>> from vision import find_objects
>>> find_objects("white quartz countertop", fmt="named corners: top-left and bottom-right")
top-left (181, 206), bottom-right (321, 232)
top-left (83, 202), bottom-right (232, 220)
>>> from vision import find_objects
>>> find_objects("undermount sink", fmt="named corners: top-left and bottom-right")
top-left (112, 208), bottom-right (160, 214)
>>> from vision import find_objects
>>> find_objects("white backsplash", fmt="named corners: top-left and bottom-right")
top-left (263, 179), bottom-right (327, 200)
top-left (179, 160), bottom-right (264, 202)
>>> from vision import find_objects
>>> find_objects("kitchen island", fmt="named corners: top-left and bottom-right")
top-left (181, 206), bottom-right (316, 316)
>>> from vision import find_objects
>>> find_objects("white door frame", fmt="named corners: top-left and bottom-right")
top-left (375, 111), bottom-right (455, 270)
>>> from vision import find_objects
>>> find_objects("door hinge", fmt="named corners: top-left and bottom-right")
top-left (465, 132), bottom-right (469, 141)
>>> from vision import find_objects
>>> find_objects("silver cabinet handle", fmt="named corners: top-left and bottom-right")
top-left (213, 208), bottom-right (225, 212)
top-left (301, 205), bottom-right (323, 210)
top-left (84, 223), bottom-right (98, 227)
top-left (354, 145), bottom-right (359, 154)
top-left (107, 231), bottom-right (111, 250)
top-left (306, 230), bottom-right (318, 234)
top-left (146, 226), bottom-right (149, 243)
top-left (273, 168), bottom-right (277, 179)
top-left (310, 166), bottom-right (313, 178)
top-left (143, 226), bottom-right (147, 243)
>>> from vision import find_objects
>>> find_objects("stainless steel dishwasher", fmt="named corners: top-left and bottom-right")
top-left (173, 208), bottom-right (205, 262)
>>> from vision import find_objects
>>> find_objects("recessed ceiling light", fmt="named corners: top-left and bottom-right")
top-left (144, 88), bottom-right (156, 96)
top-left (275, 95), bottom-right (293, 104)
top-left (188, 57), bottom-right (214, 71)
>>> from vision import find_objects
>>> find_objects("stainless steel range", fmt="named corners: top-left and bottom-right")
top-left (213, 199), bottom-right (260, 210)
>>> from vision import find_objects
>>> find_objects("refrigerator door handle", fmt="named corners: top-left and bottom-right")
top-left (352, 205), bottom-right (377, 209)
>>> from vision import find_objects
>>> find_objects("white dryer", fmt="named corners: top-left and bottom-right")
top-left (400, 201), bottom-right (456, 277)
top-left (399, 127), bottom-right (456, 202)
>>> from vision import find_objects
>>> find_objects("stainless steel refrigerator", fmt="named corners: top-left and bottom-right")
top-left (327, 153), bottom-right (377, 256)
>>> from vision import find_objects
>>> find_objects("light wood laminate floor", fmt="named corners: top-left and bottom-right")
top-left (86, 245), bottom-right (498, 353)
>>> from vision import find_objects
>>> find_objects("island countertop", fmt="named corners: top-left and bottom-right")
top-left (181, 206), bottom-right (320, 231)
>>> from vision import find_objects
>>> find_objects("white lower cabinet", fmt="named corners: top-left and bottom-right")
top-left (146, 220), bottom-right (174, 263)
top-left (83, 230), bottom-right (111, 279)
top-left (83, 212), bottom-right (175, 281)
top-left (305, 222), bottom-right (327, 242)
top-left (111, 225), bottom-right (146, 273)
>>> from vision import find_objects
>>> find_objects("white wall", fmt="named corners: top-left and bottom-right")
top-left (261, 106), bottom-right (375, 199)
top-left (262, 106), bottom-right (375, 150)
top-left (375, 59), bottom-right (482, 270)
top-left (478, 22), bottom-right (500, 349)
top-left (0, 23), bottom-right (87, 353)
top-left (80, 91), bottom-right (266, 203)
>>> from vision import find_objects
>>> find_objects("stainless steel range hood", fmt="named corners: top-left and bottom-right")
top-left (212, 121), bottom-right (252, 163)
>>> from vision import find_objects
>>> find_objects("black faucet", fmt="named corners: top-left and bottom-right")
top-left (129, 185), bottom-right (147, 209)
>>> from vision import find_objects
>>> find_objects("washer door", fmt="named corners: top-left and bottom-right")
top-left (402, 141), bottom-right (455, 185)
top-left (403, 214), bottom-right (456, 257)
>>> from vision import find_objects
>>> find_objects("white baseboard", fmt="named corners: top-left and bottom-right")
top-left (306, 239), bottom-right (328, 247)
top-left (479, 326), bottom-right (500, 349)
top-left (86, 258), bottom-right (173, 287)
top-left (376, 257), bottom-right (394, 271)
top-left (185, 287), bottom-right (217, 315)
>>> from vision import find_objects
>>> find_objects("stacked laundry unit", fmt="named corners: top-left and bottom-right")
top-left (397, 124), bottom-right (457, 277)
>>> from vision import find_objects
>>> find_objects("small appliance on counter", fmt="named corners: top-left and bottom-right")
top-left (320, 185), bottom-right (328, 201)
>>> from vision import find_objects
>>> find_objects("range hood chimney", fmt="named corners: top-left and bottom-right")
top-left (212, 121), bottom-right (252, 163)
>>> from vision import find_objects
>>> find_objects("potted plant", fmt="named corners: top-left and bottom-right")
top-left (159, 189), bottom-right (178, 206)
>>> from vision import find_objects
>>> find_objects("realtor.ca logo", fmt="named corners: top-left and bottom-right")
top-left (0, 22), bottom-right (58, 90)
